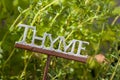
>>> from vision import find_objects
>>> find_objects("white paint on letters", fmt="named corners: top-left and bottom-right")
top-left (17, 24), bottom-right (89, 57)
top-left (18, 24), bottom-right (36, 43)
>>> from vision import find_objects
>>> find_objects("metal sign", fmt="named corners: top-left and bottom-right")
top-left (15, 24), bottom-right (89, 62)
top-left (15, 24), bottom-right (89, 80)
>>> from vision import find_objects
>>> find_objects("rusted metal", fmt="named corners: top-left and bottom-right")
top-left (15, 43), bottom-right (88, 63)
top-left (42, 55), bottom-right (51, 80)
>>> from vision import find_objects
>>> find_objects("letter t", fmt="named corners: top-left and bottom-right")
top-left (18, 24), bottom-right (36, 43)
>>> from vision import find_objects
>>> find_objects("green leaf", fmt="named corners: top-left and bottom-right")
top-left (18, 6), bottom-right (23, 13)
top-left (112, 7), bottom-right (120, 15)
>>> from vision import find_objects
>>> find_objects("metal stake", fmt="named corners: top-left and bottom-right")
top-left (42, 55), bottom-right (51, 80)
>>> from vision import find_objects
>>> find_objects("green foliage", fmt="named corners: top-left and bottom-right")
top-left (0, 0), bottom-right (120, 80)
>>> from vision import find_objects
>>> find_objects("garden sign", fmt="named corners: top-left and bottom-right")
top-left (15, 24), bottom-right (89, 80)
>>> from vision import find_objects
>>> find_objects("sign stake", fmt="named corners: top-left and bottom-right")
top-left (42, 55), bottom-right (51, 80)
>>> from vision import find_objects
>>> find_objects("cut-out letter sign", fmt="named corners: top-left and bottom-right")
top-left (15, 24), bottom-right (89, 63)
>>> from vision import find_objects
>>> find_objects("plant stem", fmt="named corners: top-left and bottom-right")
top-left (31, 0), bottom-right (57, 26)
top-left (2, 48), bottom-right (15, 70)
top-left (19, 52), bottom-right (34, 79)
top-left (9, 8), bottom-right (30, 32)
top-left (65, 30), bottom-right (74, 41)
top-left (50, 7), bottom-right (64, 27)
top-left (110, 58), bottom-right (120, 80)
top-left (0, 8), bottom-right (30, 46)
top-left (111, 15), bottom-right (120, 26)
top-left (0, 31), bottom-right (9, 46)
